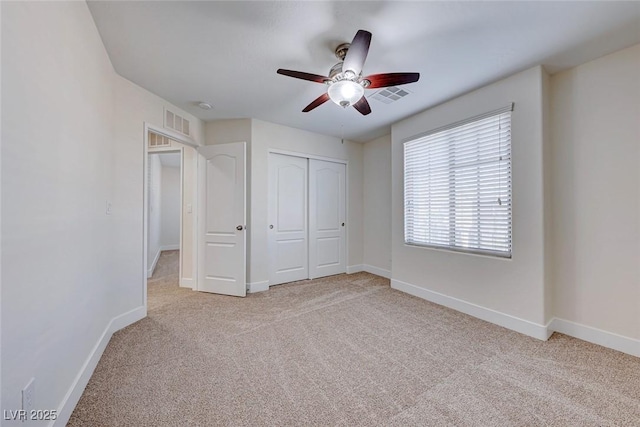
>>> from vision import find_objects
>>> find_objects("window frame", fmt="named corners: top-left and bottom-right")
top-left (402, 104), bottom-right (514, 259)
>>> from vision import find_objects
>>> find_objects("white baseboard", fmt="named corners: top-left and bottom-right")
top-left (147, 248), bottom-right (161, 278)
top-left (161, 244), bottom-right (179, 251)
top-left (247, 280), bottom-right (269, 293)
top-left (549, 318), bottom-right (640, 358)
top-left (180, 277), bottom-right (194, 289)
top-left (362, 264), bottom-right (391, 279)
top-left (391, 279), bottom-right (550, 341)
top-left (53, 306), bottom-right (146, 427)
top-left (347, 264), bottom-right (363, 274)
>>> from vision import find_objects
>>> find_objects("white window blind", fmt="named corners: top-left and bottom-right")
top-left (404, 106), bottom-right (513, 257)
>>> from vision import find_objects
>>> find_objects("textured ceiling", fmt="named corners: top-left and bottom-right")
top-left (88, 1), bottom-right (640, 142)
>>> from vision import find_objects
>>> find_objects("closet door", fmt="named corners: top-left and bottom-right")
top-left (268, 153), bottom-right (309, 285)
top-left (309, 159), bottom-right (346, 279)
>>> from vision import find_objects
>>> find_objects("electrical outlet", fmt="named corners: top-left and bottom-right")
top-left (22, 378), bottom-right (35, 416)
top-left (106, 200), bottom-right (112, 215)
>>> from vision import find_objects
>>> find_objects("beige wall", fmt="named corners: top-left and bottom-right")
top-left (2, 0), bottom-right (117, 418)
top-left (550, 44), bottom-right (640, 340)
top-left (1, 2), bottom-right (205, 420)
top-left (391, 66), bottom-right (549, 333)
top-left (205, 119), bottom-right (252, 146)
top-left (160, 163), bottom-right (181, 248)
top-left (363, 134), bottom-right (392, 274)
top-left (368, 48), bottom-right (639, 348)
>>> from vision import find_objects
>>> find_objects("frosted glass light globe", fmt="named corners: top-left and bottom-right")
top-left (328, 80), bottom-right (365, 108)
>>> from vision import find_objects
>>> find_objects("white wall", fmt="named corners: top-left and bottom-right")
top-left (550, 44), bottom-right (640, 341)
top-left (147, 154), bottom-right (162, 276)
top-left (390, 66), bottom-right (549, 337)
top-left (363, 134), bottom-right (392, 276)
top-left (1, 1), bottom-right (117, 422)
top-left (0, 2), bottom-right (3, 411)
top-left (1, 2), bottom-right (205, 424)
top-left (160, 163), bottom-right (181, 248)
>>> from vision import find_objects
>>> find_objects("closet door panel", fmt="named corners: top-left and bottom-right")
top-left (309, 159), bottom-right (346, 279)
top-left (268, 153), bottom-right (309, 285)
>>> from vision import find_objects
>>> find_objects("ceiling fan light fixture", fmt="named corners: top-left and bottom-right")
top-left (328, 80), bottom-right (364, 108)
top-left (277, 29), bottom-right (419, 115)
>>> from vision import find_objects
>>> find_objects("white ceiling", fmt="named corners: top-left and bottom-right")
top-left (88, 1), bottom-right (640, 142)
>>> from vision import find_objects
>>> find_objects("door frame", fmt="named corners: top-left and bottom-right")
top-left (267, 148), bottom-right (349, 285)
top-left (143, 122), bottom-right (198, 313)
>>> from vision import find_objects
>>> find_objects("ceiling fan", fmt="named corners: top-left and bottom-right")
top-left (277, 30), bottom-right (419, 116)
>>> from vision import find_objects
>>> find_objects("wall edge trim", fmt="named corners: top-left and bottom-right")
top-left (247, 280), bottom-right (269, 293)
top-left (549, 318), bottom-right (640, 358)
top-left (52, 306), bottom-right (146, 427)
top-left (362, 264), bottom-right (391, 279)
top-left (180, 277), bottom-right (194, 289)
top-left (147, 248), bottom-right (161, 278)
top-left (390, 279), bottom-right (550, 340)
top-left (347, 264), bottom-right (364, 274)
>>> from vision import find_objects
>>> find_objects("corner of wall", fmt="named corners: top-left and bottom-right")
top-left (204, 118), bottom-right (252, 146)
top-left (54, 307), bottom-right (146, 427)
top-left (541, 66), bottom-right (554, 325)
top-left (362, 134), bottom-right (392, 273)
top-left (545, 43), bottom-right (640, 355)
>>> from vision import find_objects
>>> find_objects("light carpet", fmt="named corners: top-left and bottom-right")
top-left (68, 250), bottom-right (640, 426)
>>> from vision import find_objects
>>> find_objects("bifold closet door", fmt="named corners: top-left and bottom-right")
top-left (309, 159), bottom-right (346, 279)
top-left (268, 153), bottom-right (309, 285)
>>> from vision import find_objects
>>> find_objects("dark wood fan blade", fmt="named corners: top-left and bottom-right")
top-left (302, 93), bottom-right (330, 112)
top-left (364, 73), bottom-right (420, 89)
top-left (277, 69), bottom-right (329, 84)
top-left (342, 30), bottom-right (372, 76)
top-left (352, 96), bottom-right (371, 116)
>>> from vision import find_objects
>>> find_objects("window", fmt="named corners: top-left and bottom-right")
top-left (404, 105), bottom-right (513, 257)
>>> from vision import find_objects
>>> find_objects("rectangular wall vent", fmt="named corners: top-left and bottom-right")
top-left (148, 130), bottom-right (172, 148)
top-left (164, 108), bottom-right (191, 137)
top-left (370, 86), bottom-right (411, 104)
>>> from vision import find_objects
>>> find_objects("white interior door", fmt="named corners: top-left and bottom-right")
top-left (197, 142), bottom-right (246, 296)
top-left (309, 159), bottom-right (346, 279)
top-left (268, 153), bottom-right (309, 285)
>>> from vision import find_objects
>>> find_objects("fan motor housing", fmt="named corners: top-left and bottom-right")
top-left (328, 62), bottom-right (343, 80)
top-left (334, 42), bottom-right (350, 60)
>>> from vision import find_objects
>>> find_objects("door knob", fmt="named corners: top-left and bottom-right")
top-left (269, 225), bottom-right (274, 229)
top-left (342, 223), bottom-right (345, 227)
top-left (236, 225), bottom-right (244, 231)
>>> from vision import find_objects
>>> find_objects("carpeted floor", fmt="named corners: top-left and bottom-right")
top-left (68, 250), bottom-right (640, 426)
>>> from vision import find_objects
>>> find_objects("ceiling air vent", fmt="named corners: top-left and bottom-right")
top-left (369, 86), bottom-right (411, 104)
top-left (164, 108), bottom-right (191, 137)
